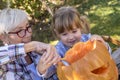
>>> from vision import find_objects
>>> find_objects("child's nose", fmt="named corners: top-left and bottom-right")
top-left (68, 34), bottom-right (74, 39)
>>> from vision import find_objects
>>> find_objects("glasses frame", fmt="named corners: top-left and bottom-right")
top-left (8, 25), bottom-right (32, 38)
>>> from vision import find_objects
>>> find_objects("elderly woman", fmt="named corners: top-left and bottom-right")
top-left (0, 8), bottom-right (60, 80)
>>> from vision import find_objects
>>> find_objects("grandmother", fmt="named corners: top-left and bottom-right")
top-left (0, 8), bottom-right (60, 80)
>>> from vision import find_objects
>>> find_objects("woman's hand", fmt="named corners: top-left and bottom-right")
top-left (37, 45), bottom-right (61, 74)
top-left (24, 41), bottom-right (58, 54)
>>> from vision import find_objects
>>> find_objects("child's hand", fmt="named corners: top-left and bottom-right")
top-left (90, 34), bottom-right (108, 48)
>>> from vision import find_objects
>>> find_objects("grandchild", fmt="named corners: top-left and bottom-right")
top-left (52, 6), bottom-right (111, 58)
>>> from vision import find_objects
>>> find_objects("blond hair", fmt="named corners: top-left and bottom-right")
top-left (80, 15), bottom-right (90, 34)
top-left (52, 6), bottom-right (83, 34)
top-left (0, 8), bottom-right (28, 34)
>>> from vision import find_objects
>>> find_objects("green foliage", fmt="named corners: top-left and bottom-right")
top-left (10, 0), bottom-right (53, 42)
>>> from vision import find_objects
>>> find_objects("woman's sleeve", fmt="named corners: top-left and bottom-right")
top-left (37, 65), bottom-right (58, 79)
top-left (0, 43), bottom-right (26, 65)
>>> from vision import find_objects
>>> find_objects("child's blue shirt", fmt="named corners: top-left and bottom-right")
top-left (55, 33), bottom-right (91, 58)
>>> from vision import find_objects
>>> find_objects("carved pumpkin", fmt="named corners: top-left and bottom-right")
top-left (57, 40), bottom-right (118, 80)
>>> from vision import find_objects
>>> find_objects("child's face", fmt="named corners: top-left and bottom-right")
top-left (57, 27), bottom-right (81, 48)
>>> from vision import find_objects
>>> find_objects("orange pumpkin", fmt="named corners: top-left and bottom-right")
top-left (57, 40), bottom-right (118, 80)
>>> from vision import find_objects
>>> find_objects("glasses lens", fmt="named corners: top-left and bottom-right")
top-left (27, 26), bottom-right (32, 33)
top-left (8, 24), bottom-right (32, 38)
top-left (17, 30), bottom-right (26, 38)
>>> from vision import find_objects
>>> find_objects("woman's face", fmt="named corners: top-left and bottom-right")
top-left (56, 27), bottom-right (81, 48)
top-left (5, 19), bottom-right (32, 44)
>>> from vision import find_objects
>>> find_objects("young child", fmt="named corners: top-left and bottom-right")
top-left (52, 6), bottom-right (111, 58)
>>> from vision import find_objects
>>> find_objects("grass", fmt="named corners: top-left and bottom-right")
top-left (89, 2), bottom-right (120, 51)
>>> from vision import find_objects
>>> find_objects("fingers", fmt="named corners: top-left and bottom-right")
top-left (38, 46), bottom-right (61, 74)
top-left (35, 42), bottom-right (61, 74)
top-left (38, 52), bottom-right (53, 74)
top-left (34, 42), bottom-right (48, 54)
top-left (51, 54), bottom-right (61, 65)
top-left (42, 52), bottom-right (53, 65)
top-left (44, 45), bottom-right (54, 62)
top-left (42, 47), bottom-right (61, 65)
top-left (90, 35), bottom-right (108, 48)
top-left (40, 52), bottom-right (46, 62)
top-left (90, 35), bottom-right (103, 42)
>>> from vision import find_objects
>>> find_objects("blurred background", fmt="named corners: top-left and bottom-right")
top-left (0, 0), bottom-right (120, 51)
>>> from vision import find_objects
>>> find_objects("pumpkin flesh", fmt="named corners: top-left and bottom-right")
top-left (57, 40), bottom-right (118, 80)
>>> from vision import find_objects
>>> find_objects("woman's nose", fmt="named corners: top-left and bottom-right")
top-left (25, 30), bottom-right (32, 37)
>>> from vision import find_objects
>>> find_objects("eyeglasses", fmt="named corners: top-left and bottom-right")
top-left (8, 25), bottom-right (32, 38)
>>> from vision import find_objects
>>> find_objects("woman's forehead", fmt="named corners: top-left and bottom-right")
top-left (12, 20), bottom-right (29, 31)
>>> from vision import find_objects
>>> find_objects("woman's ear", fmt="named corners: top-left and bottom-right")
top-left (0, 34), bottom-right (5, 41)
top-left (0, 34), bottom-right (5, 44)
top-left (0, 34), bottom-right (9, 44)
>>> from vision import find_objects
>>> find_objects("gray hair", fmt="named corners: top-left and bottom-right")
top-left (0, 8), bottom-right (28, 34)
